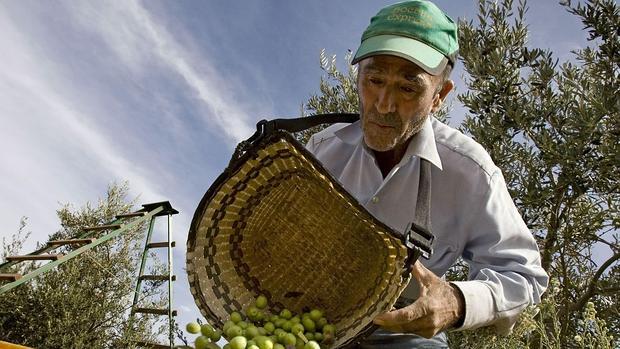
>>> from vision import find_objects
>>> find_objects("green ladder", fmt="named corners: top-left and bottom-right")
top-left (0, 201), bottom-right (179, 348)
top-left (130, 202), bottom-right (179, 349)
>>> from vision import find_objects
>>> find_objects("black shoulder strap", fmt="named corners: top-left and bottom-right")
top-left (256, 113), bottom-right (360, 134)
top-left (402, 160), bottom-right (434, 276)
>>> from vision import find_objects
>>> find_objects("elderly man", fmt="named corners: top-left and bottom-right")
top-left (306, 1), bottom-right (549, 348)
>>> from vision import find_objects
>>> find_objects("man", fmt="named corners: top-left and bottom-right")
top-left (306, 1), bottom-right (548, 348)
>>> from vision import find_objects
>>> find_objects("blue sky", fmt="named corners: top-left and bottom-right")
top-left (0, 0), bottom-right (589, 343)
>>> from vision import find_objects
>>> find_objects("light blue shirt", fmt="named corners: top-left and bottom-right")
top-left (306, 117), bottom-right (548, 333)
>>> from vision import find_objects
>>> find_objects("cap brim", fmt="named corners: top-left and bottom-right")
top-left (352, 35), bottom-right (448, 75)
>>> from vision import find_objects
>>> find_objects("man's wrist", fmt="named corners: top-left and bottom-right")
top-left (449, 282), bottom-right (465, 328)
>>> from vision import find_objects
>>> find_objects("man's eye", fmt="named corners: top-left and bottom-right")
top-left (401, 85), bottom-right (416, 93)
top-left (369, 77), bottom-right (383, 85)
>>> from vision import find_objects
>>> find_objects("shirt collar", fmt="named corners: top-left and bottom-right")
top-left (334, 117), bottom-right (443, 170)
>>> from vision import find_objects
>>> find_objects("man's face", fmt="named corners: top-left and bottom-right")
top-left (357, 55), bottom-right (451, 153)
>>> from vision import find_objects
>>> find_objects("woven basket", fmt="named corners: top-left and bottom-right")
top-left (187, 120), bottom-right (423, 348)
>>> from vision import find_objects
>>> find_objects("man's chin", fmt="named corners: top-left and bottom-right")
top-left (363, 138), bottom-right (397, 152)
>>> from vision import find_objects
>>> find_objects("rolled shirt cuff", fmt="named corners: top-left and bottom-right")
top-left (449, 281), bottom-right (495, 331)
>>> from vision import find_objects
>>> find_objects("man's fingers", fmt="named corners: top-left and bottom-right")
top-left (410, 261), bottom-right (437, 285)
top-left (374, 264), bottom-right (459, 338)
top-left (373, 303), bottom-right (426, 326)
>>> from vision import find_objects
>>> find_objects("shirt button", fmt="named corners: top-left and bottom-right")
top-left (371, 196), bottom-right (379, 203)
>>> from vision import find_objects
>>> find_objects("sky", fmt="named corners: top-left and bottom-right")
top-left (0, 0), bottom-right (591, 344)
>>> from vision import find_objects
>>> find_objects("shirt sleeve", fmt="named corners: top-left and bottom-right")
top-left (450, 170), bottom-right (548, 334)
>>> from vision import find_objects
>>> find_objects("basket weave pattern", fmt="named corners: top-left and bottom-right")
top-left (187, 134), bottom-right (410, 348)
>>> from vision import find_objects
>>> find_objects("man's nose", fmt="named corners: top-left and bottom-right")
top-left (375, 87), bottom-right (396, 114)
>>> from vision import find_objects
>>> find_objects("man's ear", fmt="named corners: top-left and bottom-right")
top-left (431, 79), bottom-right (454, 113)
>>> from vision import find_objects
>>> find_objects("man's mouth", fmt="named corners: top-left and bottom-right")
top-left (369, 121), bottom-right (395, 129)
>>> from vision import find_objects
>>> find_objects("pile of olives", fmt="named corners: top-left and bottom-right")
top-left (186, 295), bottom-right (336, 349)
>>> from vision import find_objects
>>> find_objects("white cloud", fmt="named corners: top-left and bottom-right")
top-left (66, 0), bottom-right (255, 143)
top-left (0, 4), bottom-right (165, 250)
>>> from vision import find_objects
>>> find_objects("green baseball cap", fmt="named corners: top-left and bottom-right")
top-left (352, 0), bottom-right (459, 75)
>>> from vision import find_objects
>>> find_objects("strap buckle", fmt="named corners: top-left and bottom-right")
top-left (404, 221), bottom-right (434, 260)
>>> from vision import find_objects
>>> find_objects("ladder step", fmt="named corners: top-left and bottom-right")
top-left (139, 274), bottom-right (176, 282)
top-left (146, 241), bottom-right (176, 249)
top-left (6, 254), bottom-right (63, 261)
top-left (133, 308), bottom-right (177, 316)
top-left (83, 224), bottom-right (122, 232)
top-left (133, 341), bottom-right (171, 349)
top-left (116, 212), bottom-right (146, 219)
top-left (47, 238), bottom-right (96, 246)
top-left (0, 273), bottom-right (22, 281)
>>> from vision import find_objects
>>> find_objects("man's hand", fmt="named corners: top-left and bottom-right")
top-left (373, 261), bottom-right (465, 338)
